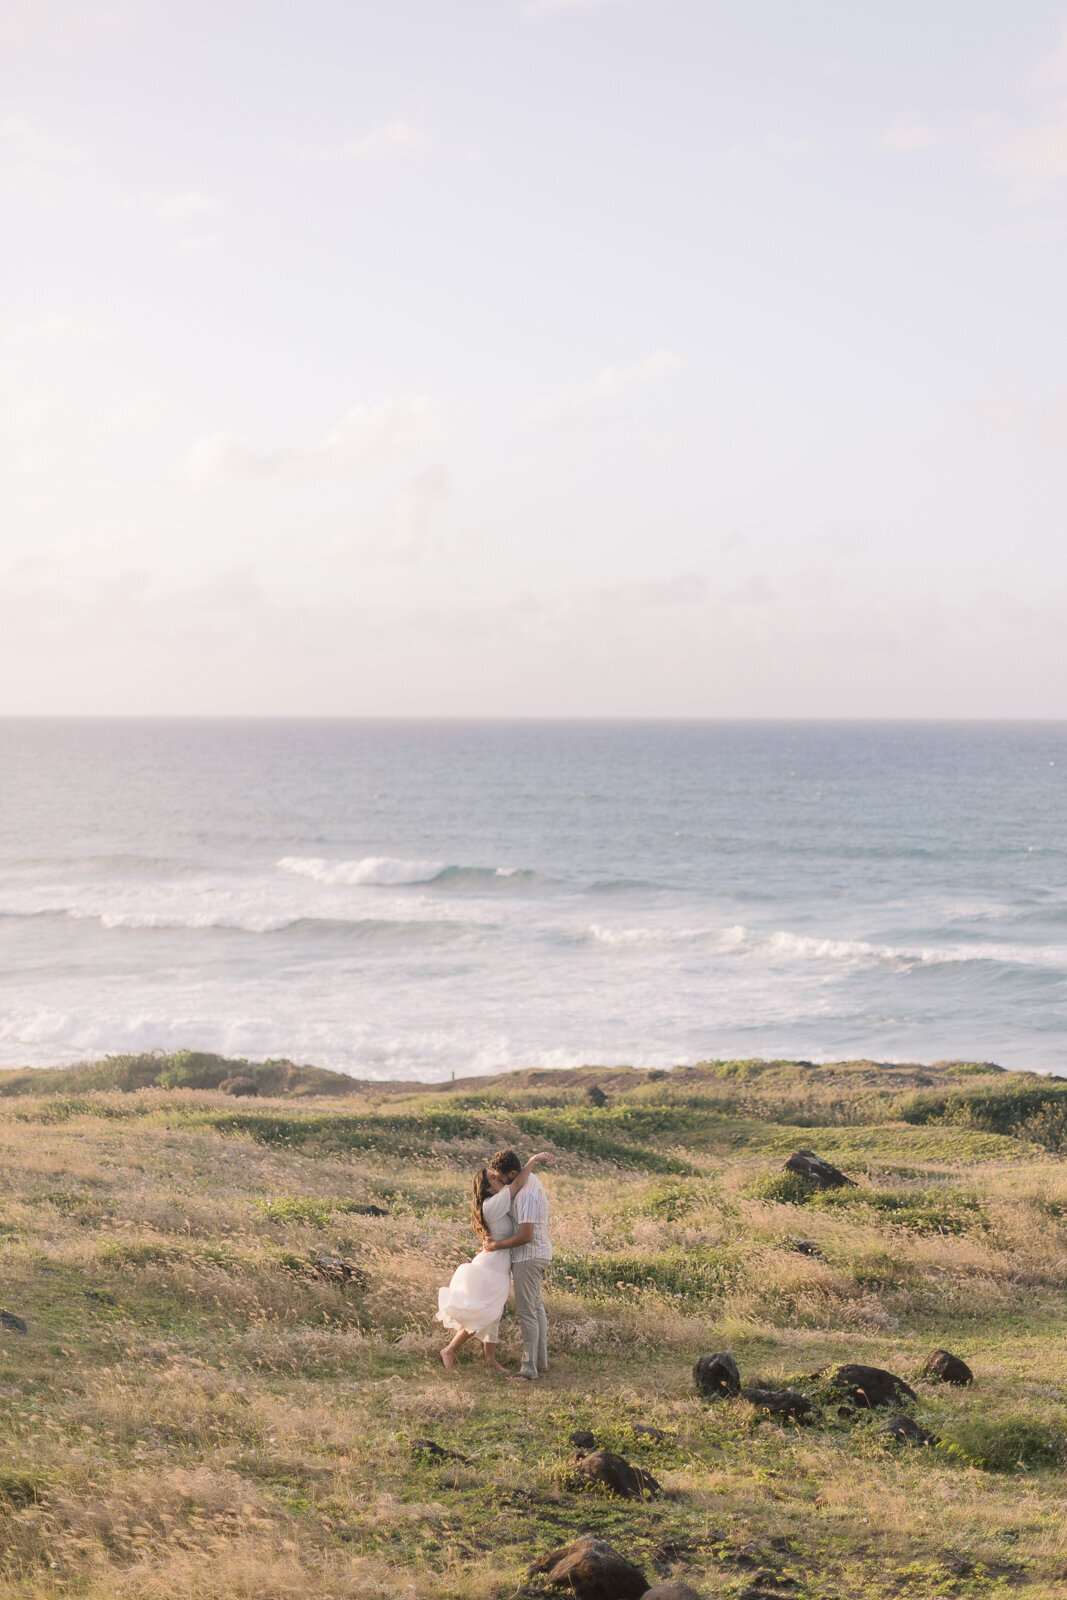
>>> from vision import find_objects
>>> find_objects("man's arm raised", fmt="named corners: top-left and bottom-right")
top-left (507, 1149), bottom-right (553, 1199)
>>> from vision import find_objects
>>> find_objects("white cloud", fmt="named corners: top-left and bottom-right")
top-left (982, 387), bottom-right (1067, 449)
top-left (329, 464), bottom-right (450, 563)
top-left (289, 119), bottom-right (425, 164)
top-left (186, 398), bottom-right (434, 481)
top-left (525, 349), bottom-right (682, 427)
top-left (0, 311), bottom-right (118, 347)
top-left (1035, 20), bottom-right (1067, 88)
top-left (979, 25), bottom-right (1067, 194)
top-left (0, 115), bottom-right (86, 196)
top-left (382, 464), bottom-right (449, 560)
top-left (0, 3), bottom-right (133, 53)
top-left (145, 190), bottom-right (216, 223)
top-left (592, 573), bottom-right (708, 608)
top-left (525, 0), bottom-right (627, 17)
top-left (102, 393), bottom-right (174, 435)
top-left (984, 106), bottom-right (1067, 192)
top-left (881, 118), bottom-right (940, 152)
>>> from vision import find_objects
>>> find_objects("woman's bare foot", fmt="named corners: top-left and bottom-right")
top-left (440, 1347), bottom-right (456, 1370)
top-left (484, 1359), bottom-right (509, 1374)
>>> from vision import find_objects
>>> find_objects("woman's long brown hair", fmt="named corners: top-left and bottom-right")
top-left (471, 1167), bottom-right (493, 1240)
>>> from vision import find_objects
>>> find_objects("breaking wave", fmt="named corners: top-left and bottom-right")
top-left (276, 856), bottom-right (540, 891)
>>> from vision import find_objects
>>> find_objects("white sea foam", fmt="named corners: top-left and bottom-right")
top-left (586, 923), bottom-right (712, 947)
top-left (277, 855), bottom-right (447, 886)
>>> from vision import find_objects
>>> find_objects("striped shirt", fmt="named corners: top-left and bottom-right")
top-left (509, 1173), bottom-right (553, 1264)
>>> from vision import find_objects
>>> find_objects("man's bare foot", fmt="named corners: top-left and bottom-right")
top-left (440, 1347), bottom-right (456, 1370)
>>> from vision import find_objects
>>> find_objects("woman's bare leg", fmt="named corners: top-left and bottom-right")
top-left (482, 1340), bottom-right (508, 1374)
top-left (440, 1329), bottom-right (471, 1369)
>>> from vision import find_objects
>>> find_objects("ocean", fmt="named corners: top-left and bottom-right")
top-left (0, 719), bottom-right (1064, 1079)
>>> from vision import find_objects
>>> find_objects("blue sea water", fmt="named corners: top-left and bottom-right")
top-left (0, 719), bottom-right (1064, 1078)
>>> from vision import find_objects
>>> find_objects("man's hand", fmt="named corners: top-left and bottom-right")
top-left (530, 1150), bottom-right (554, 1165)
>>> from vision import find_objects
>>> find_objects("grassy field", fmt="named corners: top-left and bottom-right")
top-left (2, 1050), bottom-right (1067, 1598)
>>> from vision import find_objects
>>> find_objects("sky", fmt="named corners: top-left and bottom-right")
top-left (3, 0), bottom-right (1067, 717)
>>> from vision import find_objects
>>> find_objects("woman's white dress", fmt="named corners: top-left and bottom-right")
top-left (436, 1186), bottom-right (512, 1343)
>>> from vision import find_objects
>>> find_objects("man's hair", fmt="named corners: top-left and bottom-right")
top-left (489, 1148), bottom-right (522, 1178)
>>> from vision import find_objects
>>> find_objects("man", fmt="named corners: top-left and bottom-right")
top-left (489, 1147), bottom-right (552, 1383)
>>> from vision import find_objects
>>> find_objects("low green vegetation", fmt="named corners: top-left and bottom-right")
top-left (1, 1052), bottom-right (1067, 1597)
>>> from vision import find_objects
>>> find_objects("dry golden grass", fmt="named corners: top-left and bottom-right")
top-left (2, 1059), bottom-right (1067, 1597)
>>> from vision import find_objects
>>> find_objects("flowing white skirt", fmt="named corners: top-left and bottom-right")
top-left (437, 1247), bottom-right (511, 1343)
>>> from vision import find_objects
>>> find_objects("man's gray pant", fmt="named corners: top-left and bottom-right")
top-left (512, 1259), bottom-right (548, 1379)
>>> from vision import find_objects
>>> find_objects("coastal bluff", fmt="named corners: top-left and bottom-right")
top-left (0, 1051), bottom-right (1066, 1597)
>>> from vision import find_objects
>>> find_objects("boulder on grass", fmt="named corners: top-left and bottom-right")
top-left (586, 1085), bottom-right (608, 1106)
top-left (784, 1150), bottom-right (856, 1190)
top-left (219, 1075), bottom-right (258, 1097)
top-left (576, 1448), bottom-right (661, 1500)
top-left (920, 1348), bottom-right (973, 1386)
top-left (529, 1535), bottom-right (648, 1599)
top-left (0, 1310), bottom-right (27, 1334)
top-left (694, 1351), bottom-right (741, 1399)
top-left (742, 1386), bottom-right (813, 1421)
top-left (883, 1413), bottom-right (938, 1447)
top-left (411, 1438), bottom-right (470, 1464)
top-left (824, 1364), bottom-right (917, 1409)
top-left (308, 1255), bottom-right (368, 1288)
top-left (568, 1428), bottom-right (597, 1451)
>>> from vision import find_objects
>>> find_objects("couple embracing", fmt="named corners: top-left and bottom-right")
top-left (437, 1148), bottom-right (553, 1383)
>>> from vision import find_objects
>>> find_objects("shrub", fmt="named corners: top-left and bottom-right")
top-left (746, 1170), bottom-right (814, 1205)
top-left (812, 1186), bottom-right (987, 1235)
top-left (897, 1081), bottom-right (1067, 1149)
top-left (938, 1413), bottom-right (1067, 1473)
top-left (555, 1247), bottom-right (745, 1303)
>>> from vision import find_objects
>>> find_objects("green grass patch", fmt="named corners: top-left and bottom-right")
top-left (938, 1412), bottom-right (1067, 1472)
top-left (554, 1246), bottom-right (745, 1303)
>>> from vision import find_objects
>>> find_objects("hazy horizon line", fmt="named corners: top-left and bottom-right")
top-left (1, 714), bottom-right (1065, 727)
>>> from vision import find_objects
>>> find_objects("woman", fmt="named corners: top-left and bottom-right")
top-left (437, 1150), bottom-right (553, 1374)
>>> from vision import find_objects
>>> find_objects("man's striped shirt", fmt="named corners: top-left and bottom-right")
top-left (510, 1172), bottom-right (552, 1263)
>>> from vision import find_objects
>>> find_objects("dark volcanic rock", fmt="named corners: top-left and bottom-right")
top-left (530, 1535), bottom-right (648, 1599)
top-left (576, 1448), bottom-right (661, 1499)
top-left (411, 1438), bottom-right (470, 1464)
top-left (569, 1429), bottom-right (597, 1451)
top-left (788, 1237), bottom-right (823, 1258)
top-left (694, 1351), bottom-right (741, 1399)
top-left (883, 1413), bottom-right (938, 1446)
top-left (350, 1203), bottom-right (390, 1217)
top-left (586, 1085), bottom-right (608, 1107)
top-left (631, 1423), bottom-right (665, 1441)
top-left (920, 1348), bottom-right (974, 1386)
top-left (308, 1255), bottom-right (368, 1287)
top-left (784, 1150), bottom-right (856, 1190)
top-left (219, 1075), bottom-right (258, 1096)
top-left (742, 1386), bottom-right (813, 1421)
top-left (0, 1309), bottom-right (27, 1334)
top-left (825, 1364), bottom-right (917, 1409)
